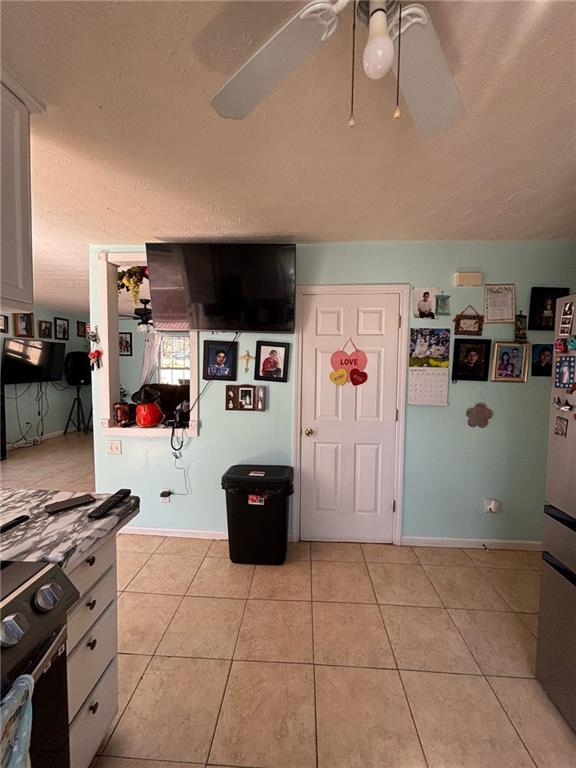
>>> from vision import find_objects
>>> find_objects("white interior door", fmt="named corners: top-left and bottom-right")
top-left (299, 290), bottom-right (401, 542)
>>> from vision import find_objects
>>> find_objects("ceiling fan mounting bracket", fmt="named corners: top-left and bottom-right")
top-left (299, 1), bottom-right (340, 42)
top-left (357, 1), bottom-right (428, 40)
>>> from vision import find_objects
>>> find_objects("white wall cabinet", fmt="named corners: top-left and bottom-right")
top-left (1, 79), bottom-right (36, 311)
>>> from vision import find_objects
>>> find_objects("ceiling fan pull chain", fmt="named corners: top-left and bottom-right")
top-left (348, 1), bottom-right (358, 127)
top-left (393, 0), bottom-right (402, 119)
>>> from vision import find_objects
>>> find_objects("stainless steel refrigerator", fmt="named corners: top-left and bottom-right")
top-left (536, 292), bottom-right (576, 731)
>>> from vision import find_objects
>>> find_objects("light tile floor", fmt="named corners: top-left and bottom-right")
top-left (3, 439), bottom-right (574, 766)
top-left (104, 534), bottom-right (576, 768)
top-left (0, 432), bottom-right (95, 492)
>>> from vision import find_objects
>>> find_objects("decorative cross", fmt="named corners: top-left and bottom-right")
top-left (240, 349), bottom-right (256, 373)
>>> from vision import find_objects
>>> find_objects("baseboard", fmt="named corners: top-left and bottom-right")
top-left (122, 525), bottom-right (298, 542)
top-left (123, 526), bottom-right (228, 539)
top-left (401, 536), bottom-right (542, 551)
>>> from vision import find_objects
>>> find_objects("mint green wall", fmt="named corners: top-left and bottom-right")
top-left (2, 306), bottom-right (91, 445)
top-left (91, 243), bottom-right (575, 542)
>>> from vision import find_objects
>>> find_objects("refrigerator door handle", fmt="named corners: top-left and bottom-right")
top-left (542, 551), bottom-right (576, 588)
top-left (544, 505), bottom-right (576, 532)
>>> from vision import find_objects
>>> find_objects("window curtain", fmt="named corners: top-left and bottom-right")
top-left (139, 330), bottom-right (162, 388)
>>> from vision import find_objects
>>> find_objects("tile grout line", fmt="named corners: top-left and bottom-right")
top-left (309, 545), bottom-right (320, 768)
top-left (484, 676), bottom-right (540, 768)
top-left (204, 561), bottom-right (256, 766)
top-left (103, 541), bottom-right (214, 756)
top-left (361, 546), bottom-right (431, 768)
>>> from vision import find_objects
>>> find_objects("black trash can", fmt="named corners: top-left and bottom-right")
top-left (222, 464), bottom-right (294, 565)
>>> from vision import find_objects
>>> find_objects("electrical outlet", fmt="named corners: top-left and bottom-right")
top-left (107, 440), bottom-right (122, 456)
top-left (160, 490), bottom-right (172, 503)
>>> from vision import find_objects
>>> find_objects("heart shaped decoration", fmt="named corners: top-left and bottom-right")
top-left (329, 368), bottom-right (348, 385)
top-left (349, 368), bottom-right (368, 386)
top-left (330, 349), bottom-right (368, 373)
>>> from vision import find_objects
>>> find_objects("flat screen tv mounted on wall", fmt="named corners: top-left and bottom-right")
top-left (1, 338), bottom-right (66, 385)
top-left (146, 243), bottom-right (296, 332)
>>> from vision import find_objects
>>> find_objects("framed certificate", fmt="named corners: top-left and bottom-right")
top-left (484, 284), bottom-right (515, 323)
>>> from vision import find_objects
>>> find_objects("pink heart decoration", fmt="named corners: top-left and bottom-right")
top-left (349, 368), bottom-right (368, 386)
top-left (330, 349), bottom-right (368, 373)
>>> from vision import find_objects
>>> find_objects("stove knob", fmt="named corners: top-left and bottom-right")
top-left (33, 582), bottom-right (64, 613)
top-left (0, 613), bottom-right (30, 647)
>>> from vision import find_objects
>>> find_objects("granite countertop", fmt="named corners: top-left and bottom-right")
top-left (0, 487), bottom-right (139, 570)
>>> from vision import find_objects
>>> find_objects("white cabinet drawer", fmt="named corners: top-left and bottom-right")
top-left (68, 601), bottom-right (117, 720)
top-left (68, 537), bottom-right (116, 598)
top-left (68, 567), bottom-right (116, 651)
top-left (70, 657), bottom-right (118, 768)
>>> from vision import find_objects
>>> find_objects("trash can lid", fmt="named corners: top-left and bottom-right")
top-left (222, 464), bottom-right (293, 486)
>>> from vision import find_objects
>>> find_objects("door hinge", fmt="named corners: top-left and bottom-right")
top-left (395, 408), bottom-right (399, 422)
top-left (392, 499), bottom-right (397, 513)
top-left (398, 314), bottom-right (402, 329)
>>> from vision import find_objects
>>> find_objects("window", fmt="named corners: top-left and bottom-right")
top-left (158, 334), bottom-right (191, 385)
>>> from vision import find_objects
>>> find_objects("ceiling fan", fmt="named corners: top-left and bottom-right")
top-left (120, 298), bottom-right (154, 332)
top-left (211, 0), bottom-right (463, 137)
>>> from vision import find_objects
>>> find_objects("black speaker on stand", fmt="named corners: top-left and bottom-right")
top-left (64, 352), bottom-right (92, 434)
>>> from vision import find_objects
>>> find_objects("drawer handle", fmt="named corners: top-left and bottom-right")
top-left (87, 638), bottom-right (97, 650)
top-left (86, 599), bottom-right (97, 610)
top-left (89, 702), bottom-right (99, 714)
top-left (86, 556), bottom-right (96, 567)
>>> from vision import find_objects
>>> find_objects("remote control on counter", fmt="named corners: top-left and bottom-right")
top-left (45, 494), bottom-right (96, 515)
top-left (87, 489), bottom-right (132, 520)
top-left (0, 515), bottom-right (30, 534)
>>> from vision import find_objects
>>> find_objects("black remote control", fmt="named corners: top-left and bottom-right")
top-left (0, 515), bottom-right (30, 534)
top-left (87, 489), bottom-right (132, 520)
top-left (45, 494), bottom-right (96, 515)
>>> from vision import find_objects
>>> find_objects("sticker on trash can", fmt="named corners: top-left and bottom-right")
top-left (248, 494), bottom-right (265, 505)
top-left (249, 471), bottom-right (266, 477)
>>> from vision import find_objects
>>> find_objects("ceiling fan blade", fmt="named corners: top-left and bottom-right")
top-left (211, 1), bottom-right (341, 119)
top-left (391, 4), bottom-right (463, 138)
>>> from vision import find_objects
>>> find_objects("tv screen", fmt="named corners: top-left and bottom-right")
top-left (1, 338), bottom-right (66, 385)
top-left (146, 243), bottom-right (295, 332)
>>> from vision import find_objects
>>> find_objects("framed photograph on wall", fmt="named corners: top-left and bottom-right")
top-left (0, 315), bottom-right (8, 333)
top-left (54, 317), bottom-right (69, 340)
top-left (452, 339), bottom-right (492, 382)
top-left (531, 344), bottom-right (553, 377)
top-left (491, 342), bottom-right (529, 382)
top-left (38, 320), bottom-right (53, 339)
top-left (528, 287), bottom-right (569, 331)
top-left (413, 288), bottom-right (437, 319)
top-left (119, 331), bottom-right (133, 356)
top-left (203, 340), bottom-right (238, 381)
top-left (484, 284), bottom-right (516, 323)
top-left (453, 305), bottom-right (483, 336)
top-left (226, 385), bottom-right (266, 411)
top-left (13, 313), bottom-right (34, 338)
top-left (254, 341), bottom-right (290, 382)
top-left (77, 321), bottom-right (87, 337)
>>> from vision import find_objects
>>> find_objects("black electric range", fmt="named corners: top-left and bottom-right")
top-left (1, 559), bottom-right (79, 768)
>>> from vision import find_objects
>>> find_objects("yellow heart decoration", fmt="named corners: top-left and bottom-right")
top-left (329, 368), bottom-right (348, 385)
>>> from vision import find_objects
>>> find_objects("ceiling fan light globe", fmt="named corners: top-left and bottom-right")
top-left (362, 36), bottom-right (394, 79)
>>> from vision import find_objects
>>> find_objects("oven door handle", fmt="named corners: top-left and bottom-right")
top-left (30, 626), bottom-right (67, 684)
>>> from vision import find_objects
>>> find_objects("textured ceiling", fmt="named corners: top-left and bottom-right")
top-left (1, 0), bottom-right (575, 313)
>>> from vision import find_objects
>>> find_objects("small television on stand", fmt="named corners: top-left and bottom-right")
top-left (146, 242), bottom-right (296, 332)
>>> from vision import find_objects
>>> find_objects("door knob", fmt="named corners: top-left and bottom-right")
top-left (303, 427), bottom-right (314, 437)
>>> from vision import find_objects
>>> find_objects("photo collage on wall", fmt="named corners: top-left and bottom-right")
top-left (409, 283), bottom-right (574, 413)
top-left (200, 339), bottom-right (290, 413)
